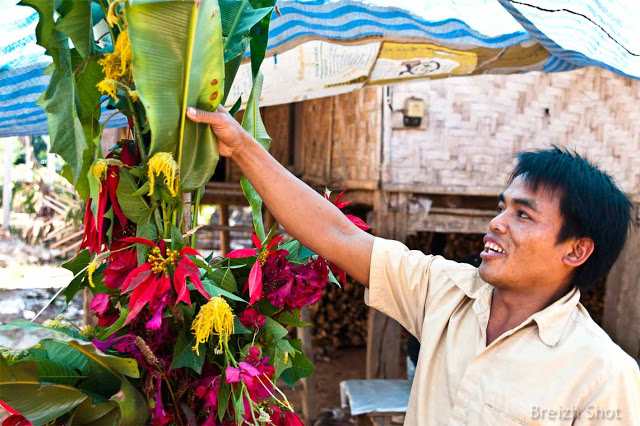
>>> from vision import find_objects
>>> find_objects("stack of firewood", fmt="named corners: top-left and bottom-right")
top-left (310, 277), bottom-right (368, 352)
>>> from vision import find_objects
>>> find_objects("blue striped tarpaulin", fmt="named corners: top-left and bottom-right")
top-left (1, 0), bottom-right (638, 137)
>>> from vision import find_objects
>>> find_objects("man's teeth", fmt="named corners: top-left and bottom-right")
top-left (484, 242), bottom-right (505, 253)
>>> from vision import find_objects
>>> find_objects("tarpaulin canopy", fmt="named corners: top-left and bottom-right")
top-left (1, 0), bottom-right (638, 137)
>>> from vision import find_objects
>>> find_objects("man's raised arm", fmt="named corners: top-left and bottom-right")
top-left (187, 106), bottom-right (375, 286)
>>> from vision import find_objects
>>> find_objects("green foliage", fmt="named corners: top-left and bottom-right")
top-left (280, 339), bottom-right (315, 389)
top-left (116, 168), bottom-right (151, 224)
top-left (240, 71), bottom-right (271, 240)
top-left (61, 249), bottom-right (91, 303)
top-left (171, 328), bottom-right (206, 374)
top-left (0, 321), bottom-right (146, 425)
top-left (19, 0), bottom-right (101, 184)
top-left (126, 0), bottom-right (225, 192)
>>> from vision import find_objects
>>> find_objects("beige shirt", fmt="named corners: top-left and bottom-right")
top-left (365, 237), bottom-right (640, 426)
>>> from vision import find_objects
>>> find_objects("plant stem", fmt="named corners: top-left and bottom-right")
top-left (153, 204), bottom-right (164, 237)
top-left (126, 96), bottom-right (147, 161)
top-left (162, 201), bottom-right (171, 239)
top-left (160, 372), bottom-right (184, 426)
top-left (190, 188), bottom-right (203, 247)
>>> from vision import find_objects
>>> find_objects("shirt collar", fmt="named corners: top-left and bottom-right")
top-left (530, 286), bottom-right (581, 347)
top-left (469, 280), bottom-right (581, 347)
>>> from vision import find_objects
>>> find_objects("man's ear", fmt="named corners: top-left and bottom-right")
top-left (562, 237), bottom-right (595, 267)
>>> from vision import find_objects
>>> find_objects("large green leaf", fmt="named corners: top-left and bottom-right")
top-left (0, 322), bottom-right (148, 425)
top-left (117, 168), bottom-right (151, 224)
top-left (248, 0), bottom-right (277, 78)
top-left (219, 0), bottom-right (273, 62)
top-left (20, 0), bottom-right (89, 183)
top-left (240, 71), bottom-right (271, 240)
top-left (56, 0), bottom-right (94, 58)
top-left (126, 0), bottom-right (225, 192)
top-left (170, 328), bottom-right (206, 374)
top-left (0, 381), bottom-right (88, 426)
top-left (280, 339), bottom-right (315, 389)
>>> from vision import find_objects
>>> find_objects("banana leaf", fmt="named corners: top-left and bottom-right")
top-left (0, 321), bottom-right (147, 426)
top-left (126, 0), bottom-right (225, 192)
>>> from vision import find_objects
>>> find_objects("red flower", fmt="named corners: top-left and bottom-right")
top-left (120, 237), bottom-right (210, 325)
top-left (103, 248), bottom-right (137, 290)
top-left (79, 165), bottom-right (128, 255)
top-left (238, 308), bottom-right (266, 329)
top-left (0, 400), bottom-right (32, 426)
top-left (262, 251), bottom-right (329, 311)
top-left (195, 376), bottom-right (220, 410)
top-left (89, 293), bottom-right (119, 327)
top-left (269, 406), bottom-right (304, 426)
top-left (226, 233), bottom-right (283, 305)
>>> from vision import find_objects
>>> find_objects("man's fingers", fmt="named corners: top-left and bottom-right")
top-left (186, 107), bottom-right (223, 125)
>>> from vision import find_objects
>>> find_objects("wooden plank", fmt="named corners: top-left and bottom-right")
top-left (50, 229), bottom-right (84, 249)
top-left (330, 88), bottom-right (382, 186)
top-left (298, 307), bottom-right (318, 422)
top-left (603, 226), bottom-right (640, 358)
top-left (301, 96), bottom-right (334, 181)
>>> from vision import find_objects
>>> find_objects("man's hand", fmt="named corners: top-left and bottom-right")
top-left (186, 106), bottom-right (246, 158)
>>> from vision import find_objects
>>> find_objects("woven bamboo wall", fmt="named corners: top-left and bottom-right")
top-left (384, 67), bottom-right (640, 202)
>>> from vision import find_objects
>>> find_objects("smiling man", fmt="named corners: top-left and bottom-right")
top-left (187, 106), bottom-right (640, 425)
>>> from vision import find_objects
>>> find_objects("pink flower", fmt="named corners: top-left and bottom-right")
top-left (226, 233), bottom-right (283, 305)
top-left (225, 361), bottom-right (260, 388)
top-left (238, 308), bottom-right (265, 329)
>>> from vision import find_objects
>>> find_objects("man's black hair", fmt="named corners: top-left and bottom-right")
top-left (508, 146), bottom-right (634, 289)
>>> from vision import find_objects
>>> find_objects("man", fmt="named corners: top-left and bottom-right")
top-left (187, 106), bottom-right (640, 425)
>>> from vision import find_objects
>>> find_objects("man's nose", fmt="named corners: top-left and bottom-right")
top-left (488, 212), bottom-right (508, 234)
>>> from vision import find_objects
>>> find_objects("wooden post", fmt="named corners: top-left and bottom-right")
top-left (219, 204), bottom-right (230, 255)
top-left (603, 225), bottom-right (640, 359)
top-left (297, 307), bottom-right (318, 422)
top-left (366, 191), bottom-right (405, 379)
top-left (3, 137), bottom-right (14, 235)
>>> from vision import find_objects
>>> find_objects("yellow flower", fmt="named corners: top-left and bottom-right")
top-left (87, 261), bottom-right (97, 288)
top-left (147, 152), bottom-right (179, 197)
top-left (191, 296), bottom-right (235, 356)
top-left (92, 159), bottom-right (108, 192)
top-left (97, 29), bottom-right (133, 100)
top-left (97, 79), bottom-right (118, 101)
top-left (107, 0), bottom-right (127, 29)
top-left (128, 89), bottom-right (139, 102)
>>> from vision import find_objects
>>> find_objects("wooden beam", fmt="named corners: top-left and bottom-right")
top-left (297, 307), bottom-right (318, 422)
top-left (219, 204), bottom-right (230, 256)
top-left (3, 137), bottom-right (14, 235)
top-left (366, 191), bottom-right (404, 379)
top-left (603, 226), bottom-right (640, 359)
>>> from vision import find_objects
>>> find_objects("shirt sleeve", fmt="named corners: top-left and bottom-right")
top-left (574, 357), bottom-right (640, 425)
top-left (365, 236), bottom-right (455, 339)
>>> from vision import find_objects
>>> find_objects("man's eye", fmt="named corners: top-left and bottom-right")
top-left (517, 210), bottom-right (530, 219)
top-left (496, 205), bottom-right (504, 213)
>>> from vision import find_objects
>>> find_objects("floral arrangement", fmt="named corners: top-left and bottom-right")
top-left (0, 0), bottom-right (370, 425)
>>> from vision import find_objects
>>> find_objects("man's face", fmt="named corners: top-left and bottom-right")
top-left (478, 175), bottom-right (574, 290)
